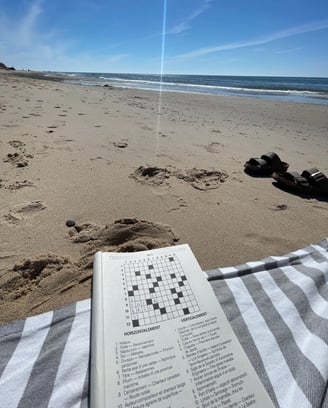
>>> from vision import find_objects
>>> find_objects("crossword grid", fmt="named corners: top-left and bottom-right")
top-left (124, 255), bottom-right (199, 327)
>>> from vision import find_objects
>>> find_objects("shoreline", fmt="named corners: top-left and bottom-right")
top-left (9, 69), bottom-right (328, 106)
top-left (0, 70), bottom-right (327, 323)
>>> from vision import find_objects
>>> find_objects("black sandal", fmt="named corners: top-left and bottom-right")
top-left (244, 152), bottom-right (289, 175)
top-left (272, 167), bottom-right (328, 197)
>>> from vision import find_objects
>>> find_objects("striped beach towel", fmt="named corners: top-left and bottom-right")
top-left (1, 239), bottom-right (328, 408)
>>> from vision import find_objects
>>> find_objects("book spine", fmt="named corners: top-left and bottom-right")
top-left (90, 252), bottom-right (106, 408)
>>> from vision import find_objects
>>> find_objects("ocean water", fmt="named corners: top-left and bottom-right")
top-left (60, 72), bottom-right (328, 105)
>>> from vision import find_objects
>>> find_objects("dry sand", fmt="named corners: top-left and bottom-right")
top-left (0, 70), bottom-right (327, 323)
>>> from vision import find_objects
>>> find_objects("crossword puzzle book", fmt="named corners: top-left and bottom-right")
top-left (90, 245), bottom-right (274, 408)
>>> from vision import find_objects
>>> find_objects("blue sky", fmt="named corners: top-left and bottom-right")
top-left (0, 0), bottom-right (327, 76)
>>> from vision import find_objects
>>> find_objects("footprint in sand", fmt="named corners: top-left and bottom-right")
top-left (2, 201), bottom-right (47, 224)
top-left (4, 152), bottom-right (29, 168)
top-left (8, 140), bottom-right (25, 149)
top-left (90, 156), bottom-right (111, 165)
top-left (176, 168), bottom-right (229, 190)
top-left (1, 180), bottom-right (35, 190)
top-left (131, 165), bottom-right (228, 190)
top-left (5, 140), bottom-right (30, 167)
top-left (204, 142), bottom-right (224, 153)
top-left (130, 166), bottom-right (172, 186)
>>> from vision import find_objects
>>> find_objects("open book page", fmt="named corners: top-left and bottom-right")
top-left (91, 244), bottom-right (274, 408)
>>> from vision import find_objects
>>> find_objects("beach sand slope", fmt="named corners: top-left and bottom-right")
top-left (0, 71), bottom-right (327, 323)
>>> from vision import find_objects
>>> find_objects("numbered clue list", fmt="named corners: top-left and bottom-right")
top-left (91, 245), bottom-right (274, 408)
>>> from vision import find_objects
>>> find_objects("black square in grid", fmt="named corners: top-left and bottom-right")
top-left (135, 271), bottom-right (141, 276)
top-left (148, 265), bottom-right (154, 270)
top-left (170, 273), bottom-right (176, 278)
top-left (146, 299), bottom-right (152, 305)
top-left (183, 308), bottom-right (190, 315)
top-left (178, 281), bottom-right (184, 287)
top-left (128, 291), bottom-right (134, 296)
top-left (177, 292), bottom-right (184, 298)
top-left (153, 303), bottom-right (159, 310)
top-left (181, 275), bottom-right (187, 281)
top-left (149, 288), bottom-right (155, 294)
top-left (170, 288), bottom-right (176, 294)
top-left (160, 307), bottom-right (167, 314)
top-left (146, 274), bottom-right (151, 279)
top-left (153, 282), bottom-right (159, 287)
top-left (156, 276), bottom-right (162, 282)
top-left (132, 320), bottom-right (139, 327)
top-left (132, 285), bottom-right (138, 291)
top-left (169, 257), bottom-right (174, 262)
top-left (174, 298), bottom-right (180, 305)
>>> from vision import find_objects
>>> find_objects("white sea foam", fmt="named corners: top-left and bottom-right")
top-left (63, 74), bottom-right (328, 105)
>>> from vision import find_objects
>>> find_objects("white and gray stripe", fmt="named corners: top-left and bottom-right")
top-left (1, 239), bottom-right (327, 407)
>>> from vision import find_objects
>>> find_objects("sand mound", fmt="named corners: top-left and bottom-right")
top-left (70, 218), bottom-right (179, 268)
top-left (0, 218), bottom-right (179, 323)
top-left (0, 254), bottom-right (85, 322)
top-left (13, 255), bottom-right (70, 280)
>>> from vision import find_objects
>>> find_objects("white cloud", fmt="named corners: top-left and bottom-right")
top-left (0, 1), bottom-right (63, 68)
top-left (0, 1), bottom-right (127, 71)
top-left (167, 0), bottom-right (212, 34)
top-left (17, 0), bottom-right (43, 46)
top-left (175, 19), bottom-right (328, 58)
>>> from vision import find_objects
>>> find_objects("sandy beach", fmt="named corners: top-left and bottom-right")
top-left (0, 70), bottom-right (327, 323)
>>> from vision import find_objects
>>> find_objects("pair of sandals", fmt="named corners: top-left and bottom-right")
top-left (244, 152), bottom-right (328, 197)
